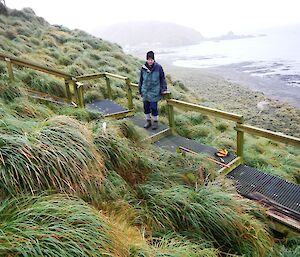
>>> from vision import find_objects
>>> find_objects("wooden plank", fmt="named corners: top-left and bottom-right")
top-left (236, 124), bottom-right (300, 148)
top-left (104, 109), bottom-right (135, 120)
top-left (165, 94), bottom-right (175, 133)
top-left (167, 99), bottom-right (244, 123)
top-left (130, 82), bottom-right (139, 89)
top-left (217, 157), bottom-right (242, 175)
top-left (104, 72), bottom-right (127, 80)
top-left (69, 80), bottom-right (77, 103)
top-left (247, 191), bottom-right (300, 235)
top-left (64, 79), bottom-right (71, 101)
top-left (145, 128), bottom-right (172, 143)
top-left (168, 104), bottom-right (175, 134)
top-left (267, 210), bottom-right (300, 234)
top-left (76, 73), bottom-right (105, 81)
top-left (178, 146), bottom-right (230, 168)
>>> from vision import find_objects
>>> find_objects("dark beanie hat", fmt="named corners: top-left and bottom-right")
top-left (146, 51), bottom-right (155, 60)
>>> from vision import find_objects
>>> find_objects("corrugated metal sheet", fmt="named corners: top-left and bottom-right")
top-left (227, 165), bottom-right (300, 214)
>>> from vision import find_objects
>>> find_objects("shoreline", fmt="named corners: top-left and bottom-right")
top-left (162, 61), bottom-right (300, 109)
top-left (160, 62), bottom-right (300, 137)
top-left (204, 63), bottom-right (300, 109)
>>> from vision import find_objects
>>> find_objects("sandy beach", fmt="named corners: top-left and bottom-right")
top-left (162, 63), bottom-right (300, 137)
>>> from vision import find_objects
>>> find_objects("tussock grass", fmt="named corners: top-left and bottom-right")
top-left (0, 5), bottom-right (141, 82)
top-left (137, 183), bottom-right (274, 256)
top-left (150, 234), bottom-right (219, 257)
top-left (145, 150), bottom-right (217, 189)
top-left (0, 116), bottom-right (105, 196)
top-left (0, 62), bottom-right (6, 74)
top-left (278, 236), bottom-right (300, 256)
top-left (56, 105), bottom-right (102, 122)
top-left (0, 193), bottom-right (224, 257)
top-left (244, 136), bottom-right (300, 183)
top-left (84, 89), bottom-right (105, 103)
top-left (93, 121), bottom-right (155, 186)
top-left (0, 194), bottom-right (129, 256)
top-left (17, 70), bottom-right (66, 97)
top-left (0, 5), bottom-right (299, 256)
top-left (9, 98), bottom-right (53, 119)
top-left (0, 78), bottom-right (23, 102)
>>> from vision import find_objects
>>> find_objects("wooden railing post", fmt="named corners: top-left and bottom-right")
top-left (64, 79), bottom-right (72, 101)
top-left (104, 75), bottom-right (113, 99)
top-left (68, 79), bottom-right (77, 104)
top-left (76, 82), bottom-right (85, 108)
top-left (236, 120), bottom-right (244, 160)
top-left (165, 93), bottom-right (175, 134)
top-left (125, 78), bottom-right (134, 110)
top-left (5, 57), bottom-right (14, 80)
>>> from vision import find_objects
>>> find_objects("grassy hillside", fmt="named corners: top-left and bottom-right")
top-left (0, 4), bottom-right (299, 256)
top-left (0, 5), bottom-right (142, 80)
top-left (0, 4), bottom-right (298, 186)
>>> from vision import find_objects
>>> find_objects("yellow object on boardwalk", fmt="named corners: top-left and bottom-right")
top-left (215, 149), bottom-right (228, 157)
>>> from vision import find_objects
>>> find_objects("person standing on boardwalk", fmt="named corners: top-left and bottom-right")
top-left (138, 51), bottom-right (168, 130)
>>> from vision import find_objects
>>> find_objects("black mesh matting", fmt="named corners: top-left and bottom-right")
top-left (86, 100), bottom-right (127, 115)
top-left (128, 116), bottom-right (169, 136)
top-left (227, 165), bottom-right (300, 215)
top-left (155, 134), bottom-right (236, 164)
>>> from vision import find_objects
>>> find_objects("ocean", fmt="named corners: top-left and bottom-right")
top-left (157, 29), bottom-right (300, 89)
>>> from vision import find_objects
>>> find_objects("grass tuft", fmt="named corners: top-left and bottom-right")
top-left (137, 183), bottom-right (274, 256)
top-left (0, 78), bottom-right (23, 102)
top-left (0, 194), bottom-right (129, 256)
top-left (0, 116), bottom-right (105, 196)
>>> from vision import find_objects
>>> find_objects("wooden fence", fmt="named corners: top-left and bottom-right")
top-left (1, 52), bottom-right (299, 161)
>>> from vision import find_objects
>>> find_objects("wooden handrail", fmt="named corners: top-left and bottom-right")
top-left (104, 72), bottom-right (127, 80)
top-left (130, 82), bottom-right (139, 88)
top-left (1, 52), bottom-right (299, 149)
top-left (236, 124), bottom-right (300, 147)
top-left (0, 52), bottom-right (72, 79)
top-left (76, 73), bottom-right (139, 88)
top-left (167, 99), bottom-right (244, 123)
top-left (76, 73), bottom-right (106, 81)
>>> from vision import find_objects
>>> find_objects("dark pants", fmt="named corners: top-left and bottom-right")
top-left (143, 101), bottom-right (158, 116)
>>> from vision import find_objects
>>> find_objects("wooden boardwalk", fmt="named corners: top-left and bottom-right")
top-left (86, 99), bottom-right (300, 232)
top-left (27, 92), bottom-right (300, 233)
top-left (2, 52), bottom-right (299, 234)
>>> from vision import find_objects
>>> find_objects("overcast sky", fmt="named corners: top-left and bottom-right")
top-left (5, 0), bottom-right (300, 37)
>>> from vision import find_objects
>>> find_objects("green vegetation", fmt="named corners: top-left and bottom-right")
top-left (0, 4), bottom-right (299, 256)
top-left (0, 114), bottom-right (105, 197)
top-left (137, 183), bottom-right (273, 256)
top-left (0, 195), bottom-right (129, 256)
top-left (0, 5), bottom-right (142, 84)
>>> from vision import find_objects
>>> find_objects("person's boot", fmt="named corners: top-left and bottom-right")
top-left (143, 119), bottom-right (152, 129)
top-left (152, 121), bottom-right (158, 130)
